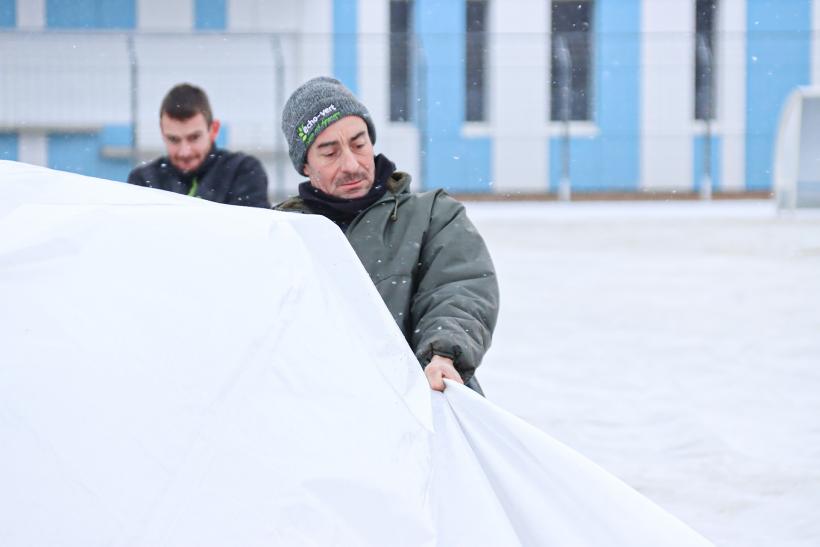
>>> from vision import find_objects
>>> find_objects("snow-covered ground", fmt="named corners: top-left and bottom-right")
top-left (467, 200), bottom-right (820, 547)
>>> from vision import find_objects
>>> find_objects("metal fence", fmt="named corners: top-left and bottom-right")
top-left (0, 31), bottom-right (311, 198)
top-left (0, 28), bottom-right (807, 197)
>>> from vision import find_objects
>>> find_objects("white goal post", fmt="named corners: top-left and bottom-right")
top-left (774, 86), bottom-right (820, 209)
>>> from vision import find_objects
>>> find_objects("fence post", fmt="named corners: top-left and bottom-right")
top-left (271, 34), bottom-right (286, 201)
top-left (696, 33), bottom-right (713, 201)
top-left (555, 34), bottom-right (572, 202)
top-left (127, 33), bottom-right (139, 168)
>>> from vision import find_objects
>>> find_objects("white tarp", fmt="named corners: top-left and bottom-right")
top-left (0, 160), bottom-right (713, 546)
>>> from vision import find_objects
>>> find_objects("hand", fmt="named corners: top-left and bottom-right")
top-left (424, 355), bottom-right (464, 392)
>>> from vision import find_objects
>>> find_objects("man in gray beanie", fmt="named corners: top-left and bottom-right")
top-left (275, 77), bottom-right (498, 394)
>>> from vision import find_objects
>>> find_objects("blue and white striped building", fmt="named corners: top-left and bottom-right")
top-left (0, 0), bottom-right (817, 196)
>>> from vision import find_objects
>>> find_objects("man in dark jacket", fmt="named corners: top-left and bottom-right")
top-left (275, 77), bottom-right (498, 394)
top-left (127, 83), bottom-right (270, 208)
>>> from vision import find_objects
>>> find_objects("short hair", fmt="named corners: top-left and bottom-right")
top-left (159, 83), bottom-right (213, 126)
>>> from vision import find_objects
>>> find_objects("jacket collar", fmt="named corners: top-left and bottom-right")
top-left (384, 170), bottom-right (411, 196)
top-left (275, 157), bottom-right (413, 216)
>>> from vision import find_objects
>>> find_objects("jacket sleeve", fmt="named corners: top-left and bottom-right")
top-left (228, 156), bottom-right (271, 208)
top-left (410, 192), bottom-right (499, 383)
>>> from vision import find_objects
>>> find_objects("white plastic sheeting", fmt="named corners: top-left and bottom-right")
top-left (0, 161), bottom-right (712, 546)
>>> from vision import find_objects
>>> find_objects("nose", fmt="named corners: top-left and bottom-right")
top-left (339, 146), bottom-right (358, 172)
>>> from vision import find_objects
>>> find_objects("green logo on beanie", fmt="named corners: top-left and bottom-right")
top-left (298, 104), bottom-right (340, 145)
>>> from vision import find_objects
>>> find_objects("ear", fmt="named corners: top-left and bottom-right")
top-left (209, 119), bottom-right (221, 142)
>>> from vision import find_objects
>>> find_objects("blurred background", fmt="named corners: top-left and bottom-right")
top-left (1, 0), bottom-right (818, 201)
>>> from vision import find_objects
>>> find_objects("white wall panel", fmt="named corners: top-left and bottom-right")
top-left (358, 0), bottom-right (388, 129)
top-left (296, 0), bottom-right (333, 85)
top-left (641, 0), bottom-right (693, 190)
top-left (271, 0), bottom-right (333, 141)
top-left (17, 132), bottom-right (47, 166)
top-left (0, 34), bottom-right (130, 128)
top-left (229, 0), bottom-right (300, 32)
top-left (138, 0), bottom-right (192, 31)
top-left (718, 0), bottom-right (747, 191)
top-left (16, 0), bottom-right (44, 29)
top-left (490, 0), bottom-right (548, 193)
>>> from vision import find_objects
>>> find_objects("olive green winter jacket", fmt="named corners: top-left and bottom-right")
top-left (275, 171), bottom-right (499, 384)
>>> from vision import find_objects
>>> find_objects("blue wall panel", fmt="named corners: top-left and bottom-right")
top-left (48, 132), bottom-right (131, 182)
top-left (746, 0), bottom-right (811, 190)
top-left (0, 133), bottom-right (18, 160)
top-left (100, 124), bottom-right (133, 148)
top-left (416, 0), bottom-right (491, 192)
top-left (215, 124), bottom-right (229, 148)
top-left (195, 0), bottom-right (226, 30)
top-left (47, 0), bottom-right (91, 28)
top-left (692, 135), bottom-right (722, 192)
top-left (50, 125), bottom-right (226, 182)
top-left (550, 0), bottom-right (641, 191)
top-left (0, 0), bottom-right (14, 27)
top-left (333, 0), bottom-right (358, 94)
top-left (47, 0), bottom-right (135, 29)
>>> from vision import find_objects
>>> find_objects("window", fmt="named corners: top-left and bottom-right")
top-left (390, 0), bottom-right (413, 122)
top-left (465, 0), bottom-right (488, 122)
top-left (694, 0), bottom-right (717, 120)
top-left (550, 0), bottom-right (593, 121)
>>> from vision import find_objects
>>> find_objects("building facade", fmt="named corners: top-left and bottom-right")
top-left (0, 0), bottom-right (817, 196)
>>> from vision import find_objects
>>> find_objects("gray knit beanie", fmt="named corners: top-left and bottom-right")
top-left (281, 76), bottom-right (377, 175)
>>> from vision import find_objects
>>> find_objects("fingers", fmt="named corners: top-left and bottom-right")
top-left (424, 359), bottom-right (464, 391)
top-left (441, 366), bottom-right (464, 384)
top-left (425, 365), bottom-right (446, 391)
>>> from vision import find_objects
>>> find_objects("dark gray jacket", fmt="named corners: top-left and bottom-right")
top-left (276, 171), bottom-right (499, 386)
top-left (127, 147), bottom-right (270, 208)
